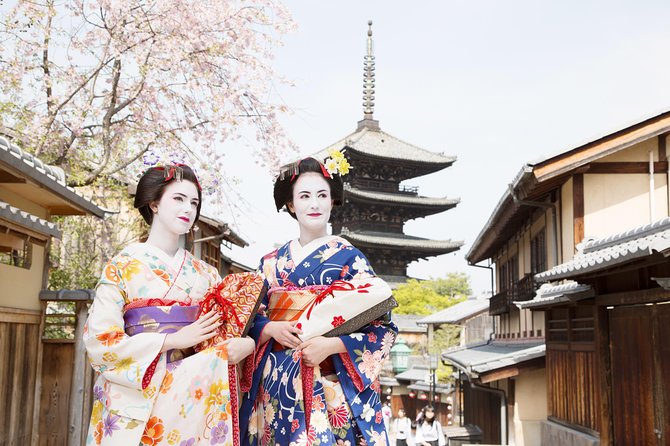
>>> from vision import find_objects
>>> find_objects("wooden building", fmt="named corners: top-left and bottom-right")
top-left (0, 135), bottom-right (105, 445)
top-left (316, 22), bottom-right (463, 285)
top-left (190, 215), bottom-right (252, 275)
top-left (418, 295), bottom-right (493, 348)
top-left (461, 110), bottom-right (670, 445)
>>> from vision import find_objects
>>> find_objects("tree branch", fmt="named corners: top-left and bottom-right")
top-left (78, 57), bottom-right (121, 186)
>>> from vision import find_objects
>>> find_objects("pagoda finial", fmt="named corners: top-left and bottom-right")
top-left (358, 20), bottom-right (380, 131)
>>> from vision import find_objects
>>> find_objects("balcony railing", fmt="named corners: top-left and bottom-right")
top-left (398, 184), bottom-right (419, 194)
top-left (489, 289), bottom-right (511, 316)
top-left (515, 274), bottom-right (537, 302)
top-left (489, 274), bottom-right (539, 315)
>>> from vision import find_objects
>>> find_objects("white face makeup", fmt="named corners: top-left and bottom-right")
top-left (288, 172), bottom-right (333, 241)
top-left (150, 180), bottom-right (200, 236)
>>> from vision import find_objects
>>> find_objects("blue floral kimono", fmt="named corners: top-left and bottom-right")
top-left (240, 236), bottom-right (397, 446)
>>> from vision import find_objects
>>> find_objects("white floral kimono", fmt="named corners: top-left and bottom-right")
top-left (84, 242), bottom-right (234, 446)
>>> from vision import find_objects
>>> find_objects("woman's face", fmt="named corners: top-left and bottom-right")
top-left (398, 409), bottom-right (405, 418)
top-left (288, 172), bottom-right (333, 234)
top-left (150, 180), bottom-right (200, 235)
top-left (424, 408), bottom-right (435, 420)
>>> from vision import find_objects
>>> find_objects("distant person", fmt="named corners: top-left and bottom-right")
top-left (392, 408), bottom-right (414, 446)
top-left (382, 402), bottom-right (393, 433)
top-left (415, 405), bottom-right (446, 446)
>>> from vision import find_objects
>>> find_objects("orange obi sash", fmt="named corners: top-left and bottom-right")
top-left (267, 285), bottom-right (329, 322)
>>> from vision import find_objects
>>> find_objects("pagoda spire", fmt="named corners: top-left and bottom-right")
top-left (358, 20), bottom-right (380, 131)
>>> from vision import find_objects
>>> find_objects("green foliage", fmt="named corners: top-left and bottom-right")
top-left (47, 180), bottom-right (144, 290)
top-left (394, 273), bottom-right (471, 315)
top-left (430, 325), bottom-right (461, 382)
top-left (394, 273), bottom-right (471, 383)
top-left (428, 272), bottom-right (472, 297)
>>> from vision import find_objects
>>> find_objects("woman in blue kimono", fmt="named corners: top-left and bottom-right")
top-left (240, 154), bottom-right (398, 446)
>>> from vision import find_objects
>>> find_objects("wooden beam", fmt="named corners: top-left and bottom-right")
top-left (585, 161), bottom-right (668, 174)
top-left (30, 302), bottom-right (46, 446)
top-left (0, 171), bottom-right (26, 183)
top-left (573, 174), bottom-right (584, 250)
top-left (596, 286), bottom-right (670, 307)
top-left (479, 356), bottom-right (545, 384)
top-left (596, 305), bottom-right (612, 444)
top-left (659, 134), bottom-right (667, 160)
top-left (0, 307), bottom-right (41, 324)
top-left (68, 301), bottom-right (90, 446)
top-left (8, 324), bottom-right (25, 442)
top-left (534, 114), bottom-right (670, 181)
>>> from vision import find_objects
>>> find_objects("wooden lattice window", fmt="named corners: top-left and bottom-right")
top-left (0, 226), bottom-right (33, 269)
top-left (531, 228), bottom-right (547, 274)
top-left (201, 241), bottom-right (221, 271)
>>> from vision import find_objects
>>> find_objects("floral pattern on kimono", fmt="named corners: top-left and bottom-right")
top-left (84, 242), bottom-right (235, 446)
top-left (240, 236), bottom-right (397, 446)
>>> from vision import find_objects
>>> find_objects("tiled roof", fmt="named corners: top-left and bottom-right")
top-left (198, 215), bottom-right (248, 248)
top-left (466, 165), bottom-right (534, 264)
top-left (393, 314), bottom-right (428, 333)
top-left (395, 366), bottom-right (430, 382)
top-left (467, 110), bottom-right (670, 265)
top-left (514, 281), bottom-right (594, 309)
top-left (39, 289), bottom-right (95, 301)
top-left (317, 127), bottom-right (456, 164)
top-left (442, 341), bottom-right (545, 377)
top-left (535, 217), bottom-right (670, 281)
top-left (0, 136), bottom-right (105, 218)
top-left (417, 298), bottom-right (490, 325)
top-left (407, 381), bottom-right (452, 394)
top-left (344, 184), bottom-right (460, 208)
top-left (0, 200), bottom-right (61, 238)
top-left (340, 228), bottom-right (464, 252)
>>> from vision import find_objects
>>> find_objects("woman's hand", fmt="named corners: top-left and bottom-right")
top-left (297, 336), bottom-right (346, 367)
top-left (222, 337), bottom-right (256, 364)
top-left (162, 310), bottom-right (221, 352)
top-left (264, 321), bottom-right (303, 349)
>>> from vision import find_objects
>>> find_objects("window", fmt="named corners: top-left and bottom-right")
top-left (531, 228), bottom-right (547, 274)
top-left (498, 255), bottom-right (518, 292)
top-left (201, 241), bottom-right (221, 271)
top-left (498, 262), bottom-right (508, 293)
top-left (0, 228), bottom-right (32, 269)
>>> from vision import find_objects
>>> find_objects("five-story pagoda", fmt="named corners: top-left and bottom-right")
top-left (317, 21), bottom-right (463, 284)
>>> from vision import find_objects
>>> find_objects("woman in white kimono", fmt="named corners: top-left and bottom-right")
top-left (84, 165), bottom-right (255, 446)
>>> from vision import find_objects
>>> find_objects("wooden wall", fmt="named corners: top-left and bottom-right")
top-left (546, 304), bottom-right (599, 433)
top-left (37, 343), bottom-right (75, 445)
top-left (0, 307), bottom-right (42, 446)
top-left (463, 384), bottom-right (502, 444)
top-left (546, 349), bottom-right (598, 431)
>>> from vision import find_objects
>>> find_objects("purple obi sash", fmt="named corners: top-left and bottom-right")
top-left (124, 305), bottom-right (200, 363)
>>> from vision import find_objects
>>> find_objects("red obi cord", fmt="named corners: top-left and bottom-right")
top-left (199, 284), bottom-right (244, 332)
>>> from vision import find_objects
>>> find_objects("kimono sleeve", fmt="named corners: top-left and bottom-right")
top-left (332, 248), bottom-right (398, 391)
top-left (83, 260), bottom-right (167, 391)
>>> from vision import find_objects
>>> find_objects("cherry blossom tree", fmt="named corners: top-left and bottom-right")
top-left (0, 0), bottom-right (297, 289)
top-left (0, 0), bottom-right (295, 191)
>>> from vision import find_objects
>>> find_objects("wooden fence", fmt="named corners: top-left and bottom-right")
top-left (0, 291), bottom-right (93, 446)
top-left (0, 307), bottom-right (42, 446)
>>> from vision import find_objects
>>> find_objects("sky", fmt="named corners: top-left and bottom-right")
top-left (217, 0), bottom-right (670, 294)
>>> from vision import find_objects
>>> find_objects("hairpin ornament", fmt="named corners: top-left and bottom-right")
top-left (324, 149), bottom-right (350, 176)
top-left (142, 164), bottom-right (202, 191)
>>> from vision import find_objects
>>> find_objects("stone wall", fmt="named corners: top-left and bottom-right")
top-left (541, 420), bottom-right (599, 446)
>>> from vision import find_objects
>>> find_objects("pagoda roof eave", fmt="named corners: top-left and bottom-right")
top-left (315, 127), bottom-right (456, 167)
top-left (339, 229), bottom-right (464, 254)
top-left (344, 185), bottom-right (460, 212)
